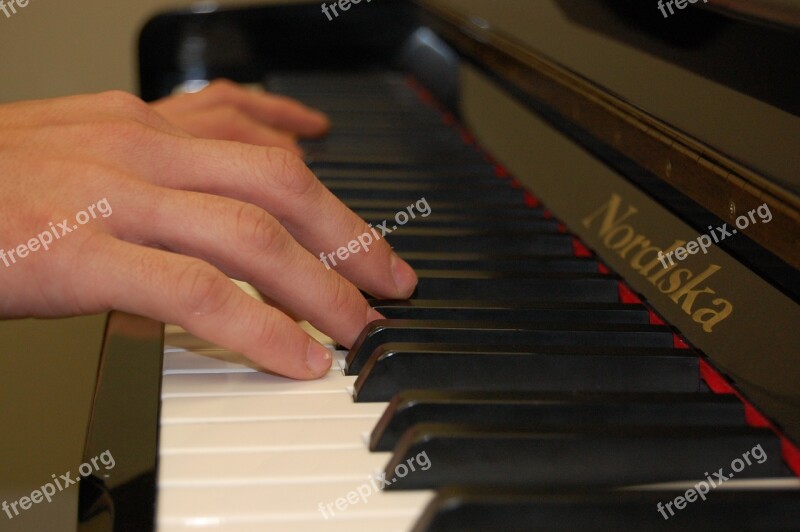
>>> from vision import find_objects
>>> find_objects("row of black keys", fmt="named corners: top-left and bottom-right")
top-left (324, 177), bottom-right (798, 529)
top-left (280, 74), bottom-right (799, 530)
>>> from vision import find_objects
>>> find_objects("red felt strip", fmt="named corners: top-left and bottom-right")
top-left (700, 360), bottom-right (800, 476)
top-left (617, 282), bottom-right (642, 304)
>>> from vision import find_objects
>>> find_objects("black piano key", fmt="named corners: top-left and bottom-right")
top-left (314, 122), bottom-right (446, 134)
top-left (310, 104), bottom-right (442, 116)
top-left (384, 424), bottom-right (786, 490)
top-left (365, 216), bottom-right (559, 231)
top-left (341, 199), bottom-right (536, 214)
top-left (307, 150), bottom-right (488, 166)
top-left (297, 100), bottom-right (429, 113)
top-left (401, 254), bottom-right (594, 270)
top-left (322, 176), bottom-right (504, 187)
top-left (306, 136), bottom-right (471, 153)
top-left (325, 183), bottom-right (524, 202)
top-left (310, 149), bottom-right (483, 163)
top-left (317, 124), bottom-right (465, 136)
top-left (308, 147), bottom-right (482, 163)
top-left (324, 180), bottom-right (509, 191)
top-left (385, 231), bottom-right (573, 254)
top-left (315, 167), bottom-right (501, 181)
top-left (352, 343), bottom-right (699, 400)
top-left (412, 488), bottom-right (800, 532)
top-left (345, 321), bottom-right (676, 374)
top-left (312, 138), bottom-right (468, 148)
top-left (370, 300), bottom-right (649, 323)
top-left (405, 272), bottom-right (619, 301)
top-left (369, 391), bottom-right (744, 451)
top-left (351, 208), bottom-right (550, 225)
top-left (322, 106), bottom-right (442, 117)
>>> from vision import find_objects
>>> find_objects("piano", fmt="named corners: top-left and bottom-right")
top-left (66, 0), bottom-right (800, 530)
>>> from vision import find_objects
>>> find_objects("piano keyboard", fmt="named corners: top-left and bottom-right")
top-left (156, 73), bottom-right (800, 531)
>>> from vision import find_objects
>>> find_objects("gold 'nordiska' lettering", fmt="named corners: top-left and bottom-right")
top-left (583, 194), bottom-right (733, 332)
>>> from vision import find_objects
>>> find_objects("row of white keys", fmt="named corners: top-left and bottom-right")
top-left (158, 323), bottom-right (434, 531)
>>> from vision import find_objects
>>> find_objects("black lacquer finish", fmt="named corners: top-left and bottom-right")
top-left (78, 312), bottom-right (163, 532)
top-left (138, 1), bottom-right (422, 102)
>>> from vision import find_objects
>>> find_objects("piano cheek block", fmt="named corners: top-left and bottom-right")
top-left (382, 424), bottom-right (786, 491)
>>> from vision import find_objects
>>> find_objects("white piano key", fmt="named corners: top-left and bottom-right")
top-left (160, 392), bottom-right (384, 424)
top-left (231, 279), bottom-right (265, 301)
top-left (160, 418), bottom-right (377, 453)
top-left (163, 347), bottom-right (346, 374)
top-left (158, 326), bottom-right (428, 531)
top-left (163, 350), bottom-right (263, 374)
top-left (159, 448), bottom-right (391, 487)
top-left (162, 370), bottom-right (354, 397)
top-left (159, 517), bottom-right (416, 532)
top-left (157, 482), bottom-right (434, 528)
top-left (164, 329), bottom-right (220, 352)
top-left (164, 348), bottom-right (346, 379)
top-left (164, 313), bottom-right (335, 355)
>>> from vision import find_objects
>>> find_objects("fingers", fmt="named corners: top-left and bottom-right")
top-left (133, 139), bottom-right (418, 300)
top-left (157, 106), bottom-right (303, 154)
top-left (114, 187), bottom-right (382, 348)
top-left (1, 93), bottom-right (414, 303)
top-left (153, 79), bottom-right (330, 138)
top-left (78, 234), bottom-right (332, 379)
top-left (227, 90), bottom-right (330, 138)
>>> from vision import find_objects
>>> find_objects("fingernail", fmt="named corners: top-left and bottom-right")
top-left (305, 340), bottom-right (332, 376)
top-left (312, 110), bottom-right (331, 132)
top-left (390, 253), bottom-right (418, 297)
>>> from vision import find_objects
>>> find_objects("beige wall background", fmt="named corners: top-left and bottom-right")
top-left (0, 0), bottom-right (310, 103)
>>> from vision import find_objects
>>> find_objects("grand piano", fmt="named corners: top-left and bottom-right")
top-left (68, 0), bottom-right (800, 530)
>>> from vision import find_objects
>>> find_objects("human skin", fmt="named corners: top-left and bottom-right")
top-left (0, 80), bottom-right (418, 379)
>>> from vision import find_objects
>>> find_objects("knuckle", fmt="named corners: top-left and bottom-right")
top-left (57, 158), bottom-right (132, 191)
top-left (208, 78), bottom-right (239, 96)
top-left (262, 147), bottom-right (318, 198)
top-left (215, 106), bottom-right (248, 136)
top-left (67, 233), bottom-right (118, 310)
top-left (250, 312), bottom-right (282, 349)
top-left (233, 203), bottom-right (287, 257)
top-left (94, 90), bottom-right (155, 122)
top-left (327, 275), bottom-right (361, 319)
top-left (94, 119), bottom-right (159, 147)
top-left (175, 261), bottom-right (232, 317)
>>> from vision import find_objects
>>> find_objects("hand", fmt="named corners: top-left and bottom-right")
top-left (150, 79), bottom-right (330, 155)
top-left (0, 88), bottom-right (417, 379)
